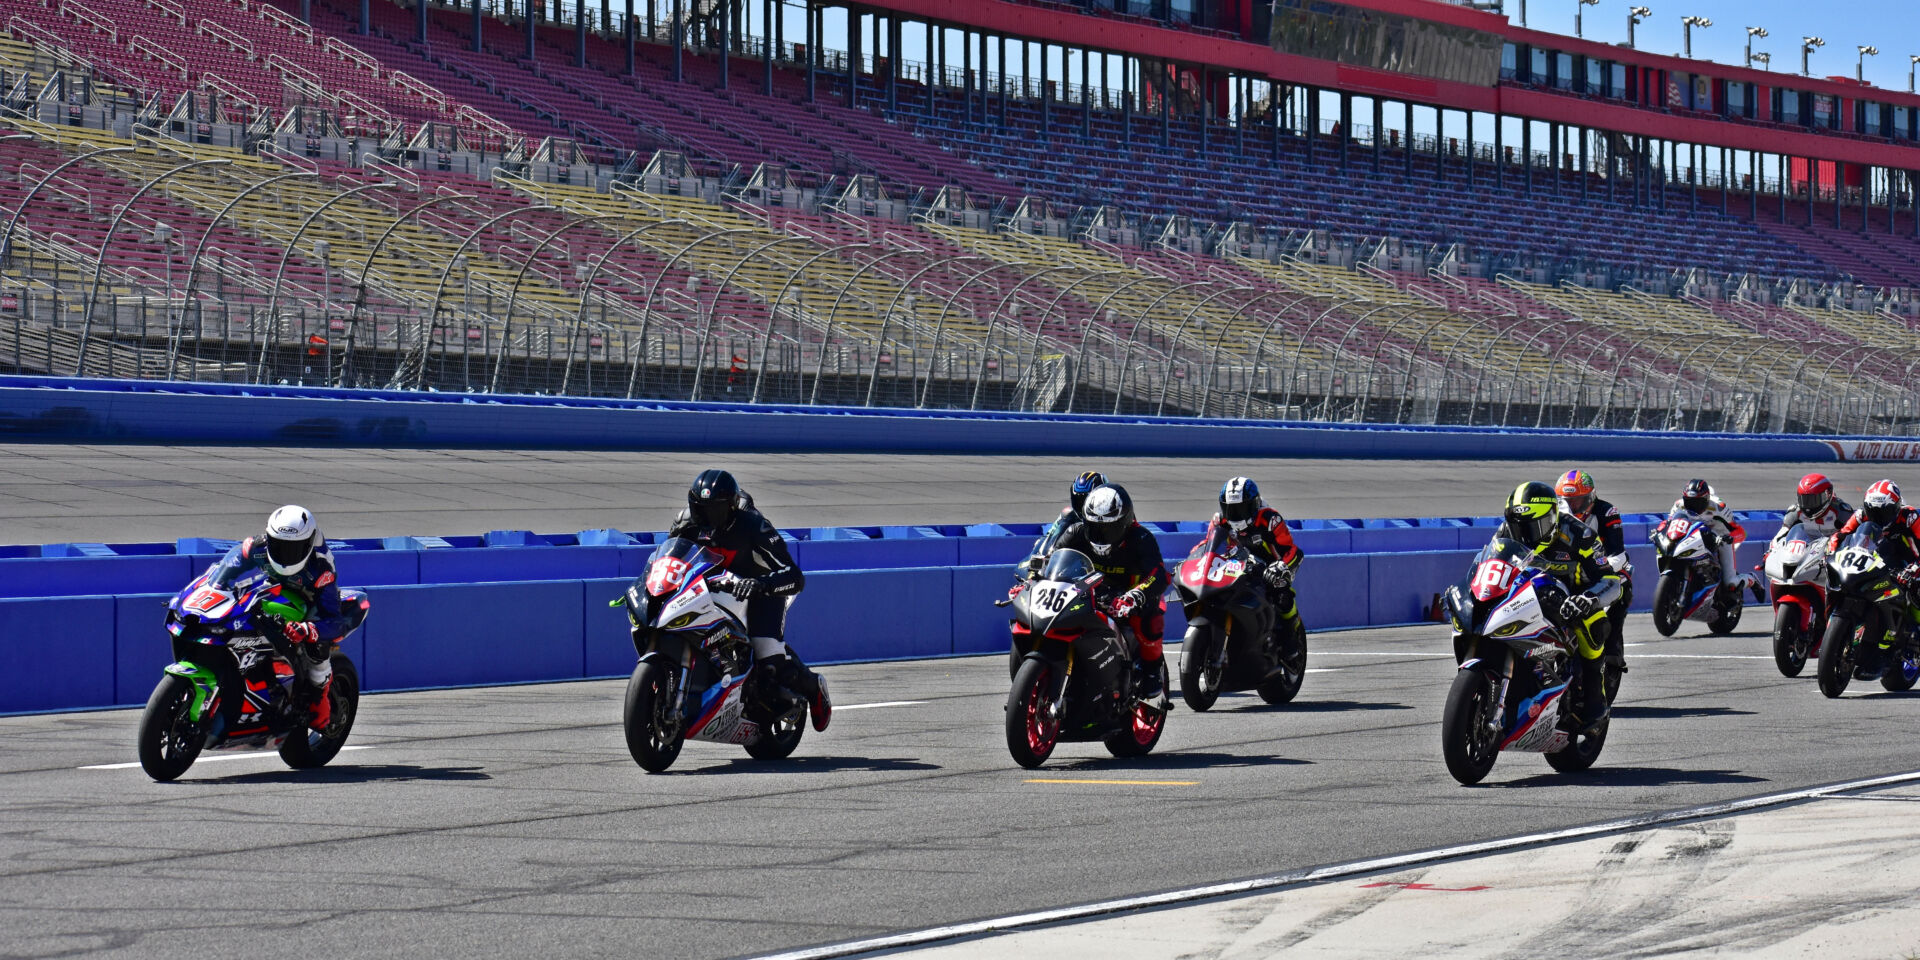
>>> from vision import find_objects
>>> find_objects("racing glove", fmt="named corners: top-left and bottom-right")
top-left (1607, 553), bottom-right (1630, 573)
top-left (1110, 588), bottom-right (1147, 620)
top-left (1263, 562), bottom-right (1294, 588)
top-left (1560, 594), bottom-right (1597, 621)
top-left (1900, 564), bottom-right (1920, 591)
top-left (725, 576), bottom-right (764, 599)
top-left (283, 621), bottom-right (321, 646)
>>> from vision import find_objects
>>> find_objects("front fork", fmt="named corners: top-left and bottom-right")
top-left (162, 661), bottom-right (222, 741)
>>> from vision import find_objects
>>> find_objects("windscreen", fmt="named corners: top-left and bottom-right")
top-left (1040, 548), bottom-right (1097, 583)
top-left (650, 537), bottom-right (725, 569)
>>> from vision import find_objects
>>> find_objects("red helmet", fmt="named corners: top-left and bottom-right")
top-left (1795, 473), bottom-right (1834, 516)
top-left (1556, 469), bottom-right (1595, 516)
top-left (1864, 479), bottom-right (1903, 526)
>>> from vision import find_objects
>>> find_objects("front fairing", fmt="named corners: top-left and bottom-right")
top-left (1013, 577), bottom-right (1104, 637)
top-left (1765, 525), bottom-right (1826, 587)
top-left (1174, 528), bottom-right (1254, 610)
top-left (1446, 539), bottom-right (1562, 657)
top-left (166, 548), bottom-right (300, 645)
top-left (1829, 524), bottom-right (1899, 601)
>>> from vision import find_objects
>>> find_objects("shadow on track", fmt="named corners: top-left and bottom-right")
top-left (1050, 751), bottom-right (1311, 772)
top-left (1255, 699), bottom-right (1414, 713)
top-left (208, 764), bottom-right (492, 785)
top-left (676, 756), bottom-right (941, 775)
top-left (1608, 705), bottom-right (1757, 720)
top-left (1495, 766), bottom-right (1766, 789)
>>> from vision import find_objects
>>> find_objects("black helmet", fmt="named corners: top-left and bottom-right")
top-left (688, 469), bottom-right (740, 529)
top-left (1681, 478), bottom-right (1712, 515)
top-left (1069, 471), bottom-right (1109, 518)
top-left (1081, 484), bottom-right (1134, 557)
top-left (1219, 476), bottom-right (1261, 528)
top-left (1503, 481), bottom-right (1559, 547)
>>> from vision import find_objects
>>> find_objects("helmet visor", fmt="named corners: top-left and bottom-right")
top-left (266, 534), bottom-right (312, 572)
top-left (1086, 516), bottom-right (1128, 552)
top-left (1506, 508), bottom-right (1555, 545)
top-left (1561, 492), bottom-right (1593, 516)
top-left (1682, 495), bottom-right (1709, 514)
top-left (1797, 490), bottom-right (1828, 515)
top-left (1220, 497), bottom-right (1257, 525)
top-left (691, 498), bottom-right (732, 529)
top-left (1866, 502), bottom-right (1899, 525)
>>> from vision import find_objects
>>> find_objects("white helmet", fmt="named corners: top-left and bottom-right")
top-left (264, 504), bottom-right (319, 576)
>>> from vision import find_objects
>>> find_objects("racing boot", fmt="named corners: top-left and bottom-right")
top-left (1134, 656), bottom-right (1166, 703)
top-left (1853, 642), bottom-right (1888, 681)
top-left (1562, 662), bottom-right (1608, 735)
top-left (808, 674), bottom-right (832, 732)
top-left (767, 654), bottom-right (831, 732)
top-left (291, 675), bottom-right (333, 733)
top-left (1746, 574), bottom-right (1766, 604)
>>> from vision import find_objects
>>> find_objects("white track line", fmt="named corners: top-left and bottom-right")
top-left (747, 768), bottom-right (1920, 960)
top-left (82, 745), bottom-right (373, 770)
top-left (836, 701), bottom-right (929, 711)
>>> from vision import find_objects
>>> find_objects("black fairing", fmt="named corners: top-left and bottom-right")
top-left (1176, 527), bottom-right (1277, 691)
top-left (1008, 550), bottom-right (1138, 742)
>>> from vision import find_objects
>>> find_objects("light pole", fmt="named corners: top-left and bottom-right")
top-left (1752, 51), bottom-right (1771, 71)
top-left (1518, 0), bottom-right (1526, 27)
top-left (1627, 7), bottom-right (1651, 50)
top-left (1910, 54), bottom-right (1920, 92)
top-left (1573, 0), bottom-right (1597, 38)
top-left (1858, 45), bottom-right (1879, 82)
top-left (1802, 36), bottom-right (1825, 76)
top-left (1681, 16), bottom-right (1711, 59)
top-left (1745, 26), bottom-right (1768, 68)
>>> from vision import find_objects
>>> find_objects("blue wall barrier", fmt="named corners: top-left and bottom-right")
top-left (1, 532), bottom-right (1782, 714)
top-left (0, 375), bottom-right (1847, 461)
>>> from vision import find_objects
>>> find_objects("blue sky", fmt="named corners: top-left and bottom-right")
top-left (1504, 0), bottom-right (1920, 90)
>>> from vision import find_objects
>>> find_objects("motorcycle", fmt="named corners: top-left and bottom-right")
top-left (1001, 549), bottom-right (1168, 769)
top-left (1438, 538), bottom-right (1610, 785)
top-left (1764, 522), bottom-right (1830, 677)
top-left (137, 545), bottom-right (368, 781)
top-left (1648, 515), bottom-right (1744, 636)
top-left (614, 537), bottom-right (810, 772)
top-left (1172, 524), bottom-right (1307, 711)
top-left (1815, 522), bottom-right (1920, 698)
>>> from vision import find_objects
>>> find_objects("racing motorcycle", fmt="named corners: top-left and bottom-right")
top-left (1648, 515), bottom-right (1743, 636)
top-left (1815, 522), bottom-right (1920, 698)
top-left (614, 537), bottom-right (810, 772)
top-left (1764, 522), bottom-right (1830, 677)
top-left (137, 545), bottom-right (367, 781)
top-left (1001, 549), bottom-right (1168, 769)
top-left (1172, 524), bottom-right (1306, 711)
top-left (1438, 538), bottom-right (1611, 785)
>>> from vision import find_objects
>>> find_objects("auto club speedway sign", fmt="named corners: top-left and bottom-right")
top-left (1823, 440), bottom-right (1920, 461)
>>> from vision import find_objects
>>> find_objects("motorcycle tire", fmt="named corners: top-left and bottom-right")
top-left (1105, 662), bottom-right (1169, 758)
top-left (1651, 574), bottom-right (1684, 637)
top-left (624, 661), bottom-right (685, 772)
top-left (281, 656), bottom-right (360, 770)
top-left (1257, 618), bottom-right (1308, 706)
top-left (745, 706), bottom-right (806, 761)
top-left (1603, 660), bottom-right (1624, 707)
top-left (1881, 651), bottom-right (1920, 692)
top-left (137, 674), bottom-right (205, 782)
top-left (1179, 627), bottom-right (1221, 713)
top-left (1440, 666), bottom-right (1500, 785)
top-left (1545, 716), bottom-right (1608, 773)
top-left (1707, 597), bottom-right (1743, 635)
top-left (1008, 641), bottom-right (1022, 681)
top-left (1773, 606), bottom-right (1810, 678)
top-left (1816, 615), bottom-right (1857, 699)
top-left (1006, 658), bottom-right (1059, 769)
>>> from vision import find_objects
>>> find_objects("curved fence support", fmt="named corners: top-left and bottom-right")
top-left (260, 180), bottom-right (400, 382)
top-left (751, 240), bottom-right (878, 404)
top-left (919, 258), bottom-right (1023, 409)
top-left (399, 203), bottom-right (558, 389)
top-left (79, 158), bottom-right (231, 375)
top-left (863, 254), bottom-right (990, 407)
top-left (341, 191), bottom-right (490, 387)
top-left (171, 170), bottom-right (321, 379)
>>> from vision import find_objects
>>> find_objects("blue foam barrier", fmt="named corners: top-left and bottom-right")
top-left (0, 596), bottom-right (117, 712)
top-left (358, 581), bottom-right (585, 690)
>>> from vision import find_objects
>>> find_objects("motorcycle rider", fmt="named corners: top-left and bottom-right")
top-left (1209, 477), bottom-right (1305, 643)
top-left (1667, 479), bottom-right (1766, 605)
top-left (1048, 484), bottom-right (1171, 702)
top-left (1828, 480), bottom-right (1920, 676)
top-left (1775, 473), bottom-right (1855, 542)
top-left (667, 469), bottom-right (831, 731)
top-left (1556, 470), bottom-right (1631, 670)
top-left (248, 505), bottom-right (368, 732)
top-left (1495, 482), bottom-right (1624, 732)
top-left (1023, 471), bottom-right (1109, 576)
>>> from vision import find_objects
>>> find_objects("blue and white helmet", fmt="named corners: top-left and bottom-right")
top-left (1220, 477), bottom-right (1261, 530)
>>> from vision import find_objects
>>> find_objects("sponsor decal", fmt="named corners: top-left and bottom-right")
top-left (1823, 440), bottom-right (1920, 462)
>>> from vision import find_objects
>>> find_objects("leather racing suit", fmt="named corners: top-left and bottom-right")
top-left (1051, 520), bottom-right (1171, 664)
top-left (1561, 496), bottom-right (1631, 668)
top-left (1666, 494), bottom-right (1751, 592)
top-left (666, 503), bottom-right (822, 701)
top-left (1493, 514), bottom-right (1625, 724)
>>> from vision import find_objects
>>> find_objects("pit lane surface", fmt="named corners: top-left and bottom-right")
top-left (6, 617), bottom-right (1920, 960)
top-left (0, 444), bottom-right (1855, 543)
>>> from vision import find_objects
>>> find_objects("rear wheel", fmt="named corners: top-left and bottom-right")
top-left (1440, 666), bottom-right (1501, 785)
top-left (1256, 617), bottom-right (1308, 705)
top-left (1178, 626), bottom-right (1221, 712)
top-left (1881, 643), bottom-right (1919, 692)
top-left (1817, 614), bottom-right (1857, 699)
top-left (281, 657), bottom-right (360, 769)
top-left (1005, 658), bottom-right (1059, 769)
top-left (1651, 574), bottom-right (1685, 637)
top-left (1107, 660), bottom-right (1170, 757)
top-left (1545, 716), bottom-right (1609, 773)
top-left (745, 705), bottom-right (806, 760)
top-left (137, 674), bottom-right (206, 782)
top-left (1773, 606), bottom-right (1810, 677)
top-left (1707, 595), bottom-right (1743, 635)
top-left (623, 661), bottom-right (685, 772)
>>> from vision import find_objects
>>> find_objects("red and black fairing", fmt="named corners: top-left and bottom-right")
top-left (1175, 525), bottom-right (1279, 693)
top-left (1006, 550), bottom-right (1141, 742)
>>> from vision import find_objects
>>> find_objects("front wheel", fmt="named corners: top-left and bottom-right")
top-left (1256, 617), bottom-right (1308, 705)
top-left (137, 674), bottom-right (206, 782)
top-left (1817, 614), bottom-right (1857, 699)
top-left (1651, 573), bottom-right (1685, 637)
top-left (1178, 626), bottom-right (1222, 712)
top-left (1005, 658), bottom-right (1059, 769)
top-left (1440, 666), bottom-right (1501, 785)
top-left (624, 661), bottom-right (685, 772)
top-left (281, 656), bottom-right (360, 769)
top-left (1773, 605), bottom-right (1810, 677)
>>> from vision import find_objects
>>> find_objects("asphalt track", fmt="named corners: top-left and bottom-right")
top-left (0, 443), bottom-right (1866, 543)
top-left (7, 618), bottom-right (1920, 960)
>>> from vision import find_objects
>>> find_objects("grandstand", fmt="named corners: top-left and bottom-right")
top-left (1, 0), bottom-right (1916, 432)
